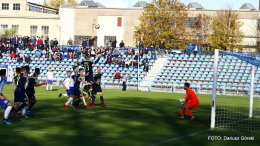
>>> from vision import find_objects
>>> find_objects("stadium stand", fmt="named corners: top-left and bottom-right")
top-left (152, 53), bottom-right (260, 95)
top-left (1, 48), bottom-right (155, 88)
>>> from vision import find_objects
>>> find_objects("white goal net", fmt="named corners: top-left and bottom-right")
top-left (211, 49), bottom-right (260, 131)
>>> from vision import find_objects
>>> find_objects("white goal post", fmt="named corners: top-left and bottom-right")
top-left (210, 49), bottom-right (259, 131)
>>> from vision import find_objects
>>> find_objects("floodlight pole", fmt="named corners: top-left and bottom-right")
top-left (210, 49), bottom-right (219, 129)
top-left (249, 65), bottom-right (255, 118)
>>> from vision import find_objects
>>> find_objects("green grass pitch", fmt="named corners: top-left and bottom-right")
top-left (0, 85), bottom-right (259, 146)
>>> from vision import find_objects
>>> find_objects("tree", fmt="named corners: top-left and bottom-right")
top-left (42, 0), bottom-right (49, 7)
top-left (49, 0), bottom-right (66, 9)
top-left (67, 0), bottom-right (79, 6)
top-left (209, 6), bottom-right (244, 51)
top-left (134, 0), bottom-right (188, 49)
top-left (1, 28), bottom-right (18, 37)
top-left (191, 14), bottom-right (212, 50)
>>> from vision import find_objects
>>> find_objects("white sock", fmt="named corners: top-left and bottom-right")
top-left (50, 85), bottom-right (52, 91)
top-left (62, 94), bottom-right (68, 96)
top-left (4, 106), bottom-right (12, 119)
top-left (22, 105), bottom-right (27, 116)
top-left (46, 85), bottom-right (48, 90)
top-left (82, 97), bottom-right (87, 105)
top-left (66, 97), bottom-right (73, 105)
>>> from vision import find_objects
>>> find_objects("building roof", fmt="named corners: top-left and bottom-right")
top-left (133, 1), bottom-right (147, 8)
top-left (79, 0), bottom-right (98, 7)
top-left (239, 3), bottom-right (256, 11)
top-left (187, 2), bottom-right (204, 10)
top-left (96, 2), bottom-right (106, 8)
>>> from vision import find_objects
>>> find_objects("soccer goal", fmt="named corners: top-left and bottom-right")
top-left (210, 49), bottom-right (260, 131)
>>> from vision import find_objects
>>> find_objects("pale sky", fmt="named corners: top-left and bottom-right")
top-left (27, 0), bottom-right (259, 10)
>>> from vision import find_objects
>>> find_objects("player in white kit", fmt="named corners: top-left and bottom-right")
top-left (46, 69), bottom-right (54, 91)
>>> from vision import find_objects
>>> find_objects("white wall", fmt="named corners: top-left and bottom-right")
top-left (240, 19), bottom-right (258, 46)
top-left (97, 16), bottom-right (124, 46)
top-left (60, 7), bottom-right (75, 45)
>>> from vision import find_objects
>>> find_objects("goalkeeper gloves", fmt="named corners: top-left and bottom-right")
top-left (179, 99), bottom-right (185, 102)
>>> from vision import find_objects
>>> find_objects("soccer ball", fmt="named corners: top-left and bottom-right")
top-left (95, 24), bottom-right (100, 29)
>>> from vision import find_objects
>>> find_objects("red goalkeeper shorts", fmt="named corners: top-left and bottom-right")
top-left (185, 102), bottom-right (199, 110)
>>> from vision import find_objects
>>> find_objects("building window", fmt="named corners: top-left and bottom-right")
top-left (29, 5), bottom-right (42, 12)
top-left (30, 25), bottom-right (38, 38)
top-left (1, 25), bottom-right (8, 34)
top-left (12, 25), bottom-right (19, 34)
top-left (117, 17), bottom-right (122, 27)
top-left (2, 3), bottom-right (9, 10)
top-left (74, 36), bottom-right (97, 46)
top-left (104, 36), bottom-right (116, 47)
top-left (13, 3), bottom-right (20, 10)
top-left (44, 9), bottom-right (55, 14)
top-left (41, 26), bottom-right (49, 40)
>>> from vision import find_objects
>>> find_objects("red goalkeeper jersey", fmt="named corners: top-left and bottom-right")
top-left (184, 88), bottom-right (199, 103)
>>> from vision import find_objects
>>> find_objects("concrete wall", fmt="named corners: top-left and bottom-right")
top-left (60, 7), bottom-right (74, 45)
top-left (73, 8), bottom-right (142, 47)
top-left (0, 0), bottom-right (59, 40)
top-left (97, 16), bottom-right (124, 46)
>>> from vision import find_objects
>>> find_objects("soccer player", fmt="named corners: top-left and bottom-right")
top-left (0, 69), bottom-right (15, 125)
top-left (78, 54), bottom-right (102, 100)
top-left (59, 66), bottom-right (78, 97)
top-left (72, 68), bottom-right (91, 109)
top-left (92, 67), bottom-right (107, 107)
top-left (46, 68), bottom-right (54, 91)
top-left (26, 68), bottom-right (46, 113)
top-left (13, 67), bottom-right (21, 109)
top-left (13, 66), bottom-right (37, 118)
top-left (178, 83), bottom-right (199, 121)
top-left (63, 71), bottom-right (76, 109)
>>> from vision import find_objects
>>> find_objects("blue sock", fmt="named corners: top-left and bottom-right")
top-left (74, 99), bottom-right (82, 108)
top-left (92, 96), bottom-right (96, 105)
top-left (100, 96), bottom-right (104, 104)
top-left (88, 91), bottom-right (91, 97)
top-left (15, 103), bottom-right (27, 112)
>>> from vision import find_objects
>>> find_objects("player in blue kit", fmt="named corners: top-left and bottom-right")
top-left (13, 66), bottom-right (37, 118)
top-left (78, 54), bottom-right (102, 100)
top-left (91, 67), bottom-right (107, 107)
top-left (71, 68), bottom-right (91, 110)
top-left (13, 67), bottom-right (21, 110)
top-left (0, 69), bottom-right (15, 125)
top-left (26, 68), bottom-right (46, 113)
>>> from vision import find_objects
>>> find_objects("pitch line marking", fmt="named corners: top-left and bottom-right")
top-left (12, 129), bottom-right (159, 142)
top-left (148, 129), bottom-right (212, 146)
top-left (13, 108), bottom-right (173, 123)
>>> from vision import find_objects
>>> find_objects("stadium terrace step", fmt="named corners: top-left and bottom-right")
top-left (143, 58), bottom-right (169, 81)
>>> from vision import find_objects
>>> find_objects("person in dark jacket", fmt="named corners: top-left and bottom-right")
top-left (144, 48), bottom-right (149, 57)
top-left (159, 40), bottom-right (165, 57)
top-left (144, 63), bottom-right (149, 72)
top-left (112, 39), bottom-right (117, 48)
top-left (139, 48), bottom-right (143, 58)
top-left (119, 59), bottom-right (125, 68)
top-left (142, 56), bottom-right (148, 65)
top-left (134, 53), bottom-right (139, 61)
top-left (82, 39), bottom-right (87, 48)
top-left (89, 37), bottom-right (95, 47)
top-left (119, 40), bottom-right (124, 48)
top-left (22, 37), bottom-right (28, 49)
top-left (53, 38), bottom-right (58, 47)
top-left (138, 41), bottom-right (144, 49)
top-left (151, 41), bottom-right (156, 49)
top-left (45, 38), bottom-right (49, 50)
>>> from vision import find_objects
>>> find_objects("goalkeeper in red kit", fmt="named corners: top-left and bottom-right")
top-left (178, 83), bottom-right (199, 121)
